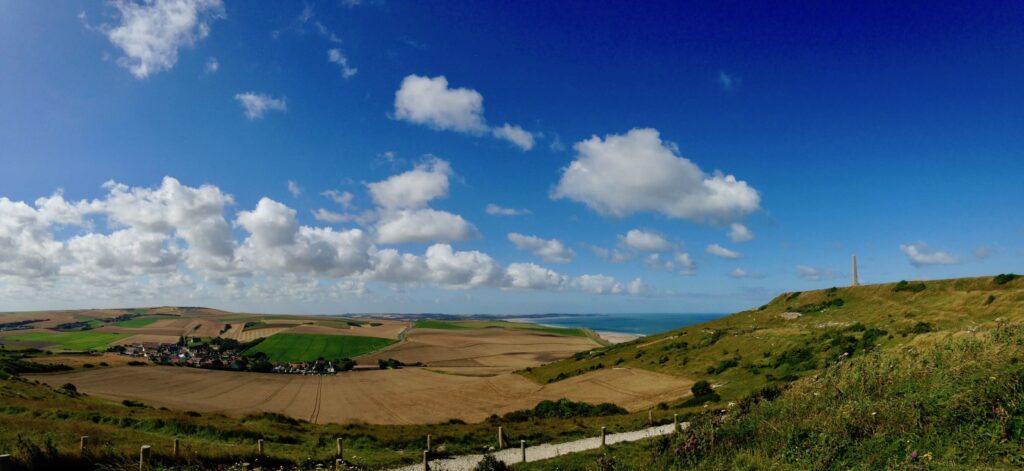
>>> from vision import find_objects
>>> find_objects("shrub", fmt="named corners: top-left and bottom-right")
top-left (122, 399), bottom-right (146, 408)
top-left (893, 280), bottom-right (926, 292)
top-left (473, 454), bottom-right (510, 471)
top-left (127, 361), bottom-right (147, 366)
top-left (995, 273), bottom-right (1019, 285)
top-left (60, 383), bottom-right (77, 393)
top-left (500, 398), bottom-right (627, 422)
top-left (911, 321), bottom-right (934, 334)
top-left (706, 358), bottom-right (739, 375)
top-left (985, 295), bottom-right (997, 305)
top-left (691, 380), bottom-right (713, 397)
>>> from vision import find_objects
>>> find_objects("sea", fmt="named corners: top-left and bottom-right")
top-left (526, 313), bottom-right (725, 336)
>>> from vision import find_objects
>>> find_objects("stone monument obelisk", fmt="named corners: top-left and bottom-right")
top-left (851, 255), bottom-right (860, 287)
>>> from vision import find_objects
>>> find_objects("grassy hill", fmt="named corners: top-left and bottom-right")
top-left (0, 274), bottom-right (1021, 470)
top-left (523, 275), bottom-right (1024, 409)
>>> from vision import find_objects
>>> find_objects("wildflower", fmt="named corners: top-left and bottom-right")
top-left (911, 450), bottom-right (919, 460)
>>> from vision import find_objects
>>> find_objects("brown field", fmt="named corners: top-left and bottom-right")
top-left (29, 366), bottom-right (690, 425)
top-left (360, 328), bottom-right (600, 375)
top-left (26, 353), bottom-right (140, 368)
top-left (230, 327), bottom-right (291, 342)
top-left (288, 320), bottom-right (407, 339)
top-left (111, 334), bottom-right (182, 346)
top-left (0, 311), bottom-right (80, 329)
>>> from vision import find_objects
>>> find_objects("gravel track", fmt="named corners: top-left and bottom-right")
top-left (388, 422), bottom-right (687, 471)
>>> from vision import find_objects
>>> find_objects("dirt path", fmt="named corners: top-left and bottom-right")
top-left (388, 423), bottom-right (687, 471)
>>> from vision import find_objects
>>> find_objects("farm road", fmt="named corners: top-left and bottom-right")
top-left (388, 422), bottom-right (686, 471)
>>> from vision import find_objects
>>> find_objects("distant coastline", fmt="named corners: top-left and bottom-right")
top-left (503, 313), bottom-right (726, 343)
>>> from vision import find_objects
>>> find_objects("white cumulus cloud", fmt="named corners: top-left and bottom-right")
top-left (900, 243), bottom-right (960, 267)
top-left (619, 229), bottom-right (672, 252)
top-left (102, 0), bottom-right (225, 79)
top-left (367, 159), bottom-right (451, 209)
top-left (507, 233), bottom-right (575, 264)
top-left (375, 209), bottom-right (480, 244)
top-left (553, 128), bottom-right (760, 223)
top-left (394, 74), bottom-right (535, 151)
top-left (394, 74), bottom-right (486, 133)
top-left (492, 123), bottom-right (536, 151)
top-left (728, 223), bottom-right (754, 242)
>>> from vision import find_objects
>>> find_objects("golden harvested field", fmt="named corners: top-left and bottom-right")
top-left (29, 366), bottom-right (689, 425)
top-left (361, 327), bottom-right (600, 375)
top-left (26, 353), bottom-right (140, 368)
top-left (111, 334), bottom-right (181, 346)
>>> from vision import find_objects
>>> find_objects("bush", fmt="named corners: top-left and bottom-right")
top-left (910, 321), bottom-right (934, 334)
top-left (691, 380), bottom-right (713, 397)
top-left (706, 358), bottom-right (739, 375)
top-left (500, 398), bottom-right (627, 422)
top-left (60, 383), bottom-right (77, 393)
top-left (985, 295), bottom-right (997, 305)
top-left (893, 280), bottom-right (926, 292)
top-left (121, 399), bottom-right (146, 408)
top-left (473, 454), bottom-right (510, 471)
top-left (995, 273), bottom-right (1019, 285)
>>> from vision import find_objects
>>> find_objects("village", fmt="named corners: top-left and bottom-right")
top-left (110, 337), bottom-right (359, 376)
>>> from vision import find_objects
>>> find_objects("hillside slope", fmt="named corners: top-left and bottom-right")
top-left (523, 275), bottom-right (1024, 410)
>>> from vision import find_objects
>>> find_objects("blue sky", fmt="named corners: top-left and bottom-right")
top-left (0, 1), bottom-right (1021, 315)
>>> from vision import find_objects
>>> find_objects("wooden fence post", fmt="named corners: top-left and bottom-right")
top-left (601, 426), bottom-right (607, 447)
top-left (673, 414), bottom-right (679, 433)
top-left (648, 410), bottom-right (653, 426)
top-left (172, 438), bottom-right (180, 459)
top-left (336, 437), bottom-right (344, 459)
top-left (80, 436), bottom-right (89, 455)
top-left (520, 440), bottom-right (526, 463)
top-left (257, 439), bottom-right (264, 457)
top-left (422, 450), bottom-right (429, 471)
top-left (139, 445), bottom-right (151, 471)
top-left (426, 434), bottom-right (431, 452)
top-left (497, 426), bottom-right (505, 449)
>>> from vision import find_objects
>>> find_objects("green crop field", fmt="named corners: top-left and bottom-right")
top-left (243, 333), bottom-right (395, 362)
top-left (2, 331), bottom-right (128, 351)
top-left (413, 319), bottom-right (588, 337)
top-left (112, 314), bottom-right (178, 328)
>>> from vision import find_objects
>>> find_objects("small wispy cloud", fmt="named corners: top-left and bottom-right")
top-left (485, 204), bottom-right (529, 216)
top-left (328, 48), bottom-right (357, 78)
top-left (286, 180), bottom-right (302, 197)
top-left (234, 92), bottom-right (287, 120)
top-left (717, 70), bottom-right (740, 91)
top-left (707, 243), bottom-right (741, 259)
top-left (900, 242), bottom-right (960, 267)
top-left (796, 265), bottom-right (842, 281)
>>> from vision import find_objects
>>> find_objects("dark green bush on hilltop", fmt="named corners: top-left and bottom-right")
top-left (893, 280), bottom-right (926, 292)
top-left (995, 273), bottom-right (1020, 285)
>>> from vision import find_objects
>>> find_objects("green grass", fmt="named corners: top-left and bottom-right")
top-left (521, 323), bottom-right (1024, 470)
top-left (111, 314), bottom-right (178, 328)
top-left (523, 275), bottom-right (1024, 410)
top-left (243, 333), bottom-right (395, 362)
top-left (413, 319), bottom-right (588, 337)
top-left (2, 332), bottom-right (129, 352)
